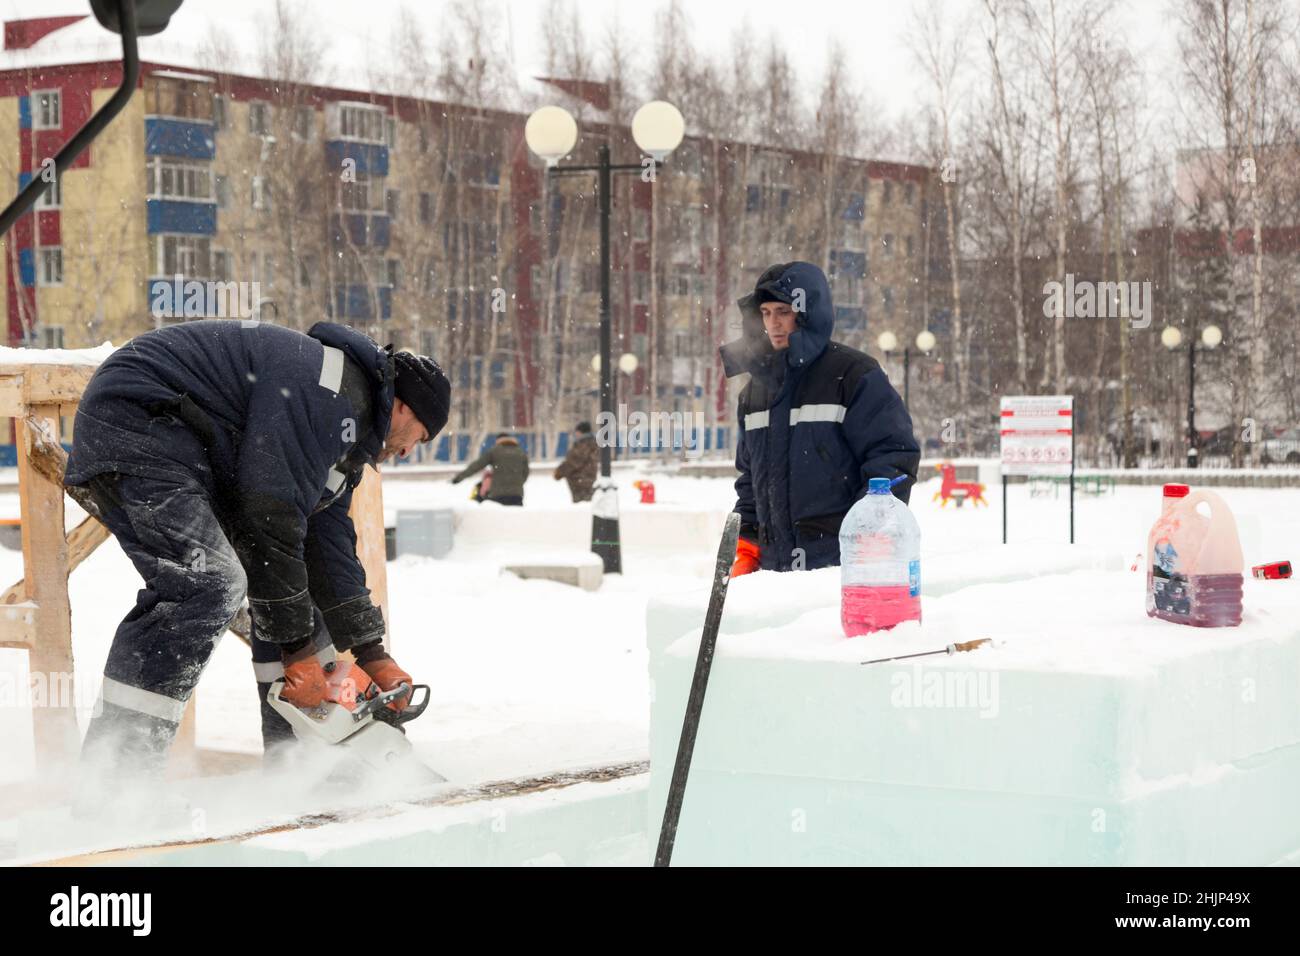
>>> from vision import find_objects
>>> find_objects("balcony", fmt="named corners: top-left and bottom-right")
top-left (325, 140), bottom-right (389, 177)
top-left (145, 117), bottom-right (216, 160)
top-left (146, 200), bottom-right (216, 235)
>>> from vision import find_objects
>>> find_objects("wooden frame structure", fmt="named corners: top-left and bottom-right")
top-left (0, 357), bottom-right (390, 777)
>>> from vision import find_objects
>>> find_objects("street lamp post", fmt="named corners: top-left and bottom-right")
top-left (1162, 323), bottom-right (1222, 468)
top-left (877, 329), bottom-right (936, 407)
top-left (526, 101), bottom-right (684, 574)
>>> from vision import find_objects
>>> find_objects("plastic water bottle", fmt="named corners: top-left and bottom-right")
top-left (840, 477), bottom-right (921, 637)
top-left (1146, 483), bottom-right (1244, 627)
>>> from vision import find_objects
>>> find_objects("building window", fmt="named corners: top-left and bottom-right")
top-left (212, 94), bottom-right (227, 129)
top-left (337, 104), bottom-right (385, 143)
top-left (883, 181), bottom-right (893, 205)
top-left (633, 207), bottom-right (650, 241)
top-left (214, 174), bottom-right (229, 208)
top-left (905, 235), bottom-right (915, 258)
top-left (298, 255), bottom-right (315, 288)
top-left (904, 183), bottom-right (915, 205)
top-left (32, 90), bottom-right (61, 130)
top-left (671, 265), bottom-right (692, 297)
top-left (154, 235), bottom-right (212, 277)
top-left (418, 125), bottom-right (430, 154)
top-left (37, 247), bottom-right (63, 286)
top-left (385, 116), bottom-right (398, 150)
top-left (882, 286), bottom-right (894, 316)
top-left (293, 107), bottom-right (314, 140)
top-left (422, 257), bottom-right (438, 294)
top-left (385, 188), bottom-right (399, 217)
top-left (673, 330), bottom-right (692, 358)
top-left (212, 249), bottom-right (232, 281)
top-left (385, 259), bottom-right (401, 288)
top-left (146, 158), bottom-right (213, 201)
top-left (144, 75), bottom-right (213, 121)
top-left (632, 271), bottom-right (649, 303)
top-left (419, 191), bottom-right (434, 225)
top-left (251, 175), bottom-right (269, 210)
top-left (35, 174), bottom-right (60, 209)
top-left (34, 325), bottom-right (65, 349)
top-left (248, 101), bottom-right (271, 136)
top-left (882, 233), bottom-right (894, 257)
top-left (339, 174), bottom-right (384, 212)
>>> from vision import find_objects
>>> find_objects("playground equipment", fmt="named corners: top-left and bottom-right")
top-left (931, 462), bottom-right (988, 508)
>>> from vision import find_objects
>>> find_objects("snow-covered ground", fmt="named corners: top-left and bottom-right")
top-left (0, 466), bottom-right (1296, 858)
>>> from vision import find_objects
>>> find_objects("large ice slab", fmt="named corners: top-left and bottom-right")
top-left (646, 542), bottom-right (1123, 660)
top-left (56, 776), bottom-right (649, 867)
top-left (648, 563), bottom-right (1300, 865)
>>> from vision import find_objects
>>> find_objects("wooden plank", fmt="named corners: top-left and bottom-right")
top-left (348, 466), bottom-right (390, 650)
top-left (0, 364), bottom-right (99, 404)
top-left (0, 600), bottom-right (39, 649)
top-left (0, 375), bottom-right (24, 420)
top-left (17, 402), bottom-right (80, 767)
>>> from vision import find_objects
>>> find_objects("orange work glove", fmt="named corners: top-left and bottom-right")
top-left (281, 647), bottom-right (328, 708)
top-left (730, 537), bottom-right (761, 577)
top-left (356, 649), bottom-right (414, 712)
top-left (324, 660), bottom-right (377, 710)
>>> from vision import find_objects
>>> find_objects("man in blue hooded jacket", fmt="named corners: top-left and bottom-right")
top-left (720, 261), bottom-right (920, 574)
top-left (64, 319), bottom-right (450, 781)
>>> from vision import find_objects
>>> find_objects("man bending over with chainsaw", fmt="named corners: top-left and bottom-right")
top-left (65, 319), bottom-right (450, 786)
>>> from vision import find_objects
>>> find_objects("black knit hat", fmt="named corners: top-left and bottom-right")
top-left (575, 421), bottom-right (592, 434)
top-left (392, 351), bottom-right (451, 440)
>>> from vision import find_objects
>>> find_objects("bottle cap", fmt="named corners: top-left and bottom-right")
top-left (868, 477), bottom-right (891, 495)
top-left (1163, 483), bottom-right (1190, 498)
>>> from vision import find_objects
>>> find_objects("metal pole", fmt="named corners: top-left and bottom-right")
top-left (1002, 474), bottom-right (1008, 545)
top-left (903, 347), bottom-right (911, 407)
top-left (1187, 337), bottom-right (1198, 469)
top-left (1069, 402), bottom-right (1075, 544)
top-left (591, 144), bottom-right (622, 573)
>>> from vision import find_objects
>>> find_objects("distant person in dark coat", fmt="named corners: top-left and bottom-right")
top-left (554, 421), bottom-right (599, 502)
top-left (452, 433), bottom-right (530, 505)
top-left (720, 261), bottom-right (920, 575)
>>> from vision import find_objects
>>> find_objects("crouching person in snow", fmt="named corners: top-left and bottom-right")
top-left (64, 320), bottom-right (451, 786)
top-left (720, 261), bottom-right (920, 575)
top-left (451, 432), bottom-right (529, 505)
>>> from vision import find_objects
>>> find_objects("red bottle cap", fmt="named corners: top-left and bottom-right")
top-left (1162, 483), bottom-right (1190, 498)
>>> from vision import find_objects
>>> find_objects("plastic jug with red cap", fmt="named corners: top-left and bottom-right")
top-left (1146, 483), bottom-right (1244, 627)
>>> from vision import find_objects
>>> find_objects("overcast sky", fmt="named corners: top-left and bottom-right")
top-left (3, 0), bottom-right (1184, 141)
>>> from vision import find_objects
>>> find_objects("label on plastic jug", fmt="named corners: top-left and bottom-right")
top-left (1151, 540), bottom-right (1189, 618)
top-left (908, 559), bottom-right (920, 597)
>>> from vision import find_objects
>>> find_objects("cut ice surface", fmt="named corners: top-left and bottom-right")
top-left (648, 565), bottom-right (1300, 865)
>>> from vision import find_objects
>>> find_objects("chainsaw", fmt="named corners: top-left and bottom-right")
top-left (266, 660), bottom-right (445, 784)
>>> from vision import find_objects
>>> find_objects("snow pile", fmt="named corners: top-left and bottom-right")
top-left (0, 342), bottom-right (115, 367)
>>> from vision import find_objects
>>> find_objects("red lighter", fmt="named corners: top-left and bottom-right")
top-left (1251, 561), bottom-right (1292, 580)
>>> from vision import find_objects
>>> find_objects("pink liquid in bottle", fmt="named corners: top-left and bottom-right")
top-left (1146, 484), bottom-right (1244, 628)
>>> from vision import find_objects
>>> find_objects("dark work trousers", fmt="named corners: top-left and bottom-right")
top-left (489, 495), bottom-right (524, 507)
top-left (78, 471), bottom-right (247, 782)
